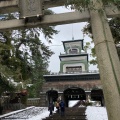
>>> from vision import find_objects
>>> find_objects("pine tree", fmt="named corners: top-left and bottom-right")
top-left (0, 9), bottom-right (57, 96)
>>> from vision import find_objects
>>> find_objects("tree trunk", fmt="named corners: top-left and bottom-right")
top-left (89, 0), bottom-right (120, 119)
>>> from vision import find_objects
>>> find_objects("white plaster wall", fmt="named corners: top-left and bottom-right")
top-left (63, 63), bottom-right (85, 72)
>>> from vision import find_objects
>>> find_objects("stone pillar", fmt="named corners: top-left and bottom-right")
top-left (89, 0), bottom-right (120, 119)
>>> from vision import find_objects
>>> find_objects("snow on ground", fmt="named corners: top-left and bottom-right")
top-left (28, 108), bottom-right (49, 120)
top-left (28, 108), bottom-right (56, 120)
top-left (68, 100), bottom-right (79, 107)
top-left (0, 101), bottom-right (108, 120)
top-left (27, 106), bottom-right (108, 120)
top-left (29, 100), bottom-right (108, 120)
top-left (86, 106), bottom-right (108, 120)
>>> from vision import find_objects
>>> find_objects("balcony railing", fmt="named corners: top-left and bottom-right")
top-left (45, 70), bottom-right (99, 75)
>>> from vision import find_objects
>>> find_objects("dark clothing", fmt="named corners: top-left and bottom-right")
top-left (59, 101), bottom-right (65, 116)
top-left (60, 107), bottom-right (65, 116)
top-left (0, 106), bottom-right (3, 115)
top-left (49, 110), bottom-right (52, 116)
top-left (48, 103), bottom-right (54, 116)
top-left (56, 107), bottom-right (59, 113)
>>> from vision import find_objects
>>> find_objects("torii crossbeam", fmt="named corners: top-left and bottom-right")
top-left (0, 0), bottom-right (119, 31)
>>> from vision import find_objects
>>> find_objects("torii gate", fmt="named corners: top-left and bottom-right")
top-left (0, 0), bottom-right (120, 120)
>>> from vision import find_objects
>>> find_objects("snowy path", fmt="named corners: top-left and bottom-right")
top-left (0, 100), bottom-right (108, 120)
top-left (0, 106), bottom-right (108, 120)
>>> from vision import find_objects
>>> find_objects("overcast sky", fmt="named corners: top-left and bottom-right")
top-left (41, 6), bottom-right (98, 72)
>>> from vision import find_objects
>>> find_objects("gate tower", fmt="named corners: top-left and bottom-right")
top-left (59, 39), bottom-right (88, 73)
top-left (40, 39), bottom-right (102, 107)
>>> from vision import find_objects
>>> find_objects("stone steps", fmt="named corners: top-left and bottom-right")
top-left (42, 107), bottom-right (87, 120)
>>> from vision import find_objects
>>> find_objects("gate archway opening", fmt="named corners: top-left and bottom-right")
top-left (91, 89), bottom-right (104, 106)
top-left (63, 87), bottom-right (86, 107)
top-left (46, 90), bottom-right (58, 104)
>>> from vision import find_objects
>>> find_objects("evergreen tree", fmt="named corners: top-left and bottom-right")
top-left (0, 9), bottom-right (57, 96)
top-left (82, 17), bottom-right (120, 66)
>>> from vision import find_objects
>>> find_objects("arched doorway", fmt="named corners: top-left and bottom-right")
top-left (46, 90), bottom-right (58, 104)
top-left (63, 87), bottom-right (86, 107)
top-left (91, 89), bottom-right (104, 106)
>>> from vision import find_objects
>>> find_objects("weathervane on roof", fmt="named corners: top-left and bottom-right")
top-left (72, 36), bottom-right (74, 40)
top-left (72, 24), bottom-right (74, 40)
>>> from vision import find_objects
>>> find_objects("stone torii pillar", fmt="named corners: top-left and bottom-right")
top-left (90, 0), bottom-right (120, 119)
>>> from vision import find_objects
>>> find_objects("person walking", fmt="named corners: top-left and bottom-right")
top-left (55, 100), bottom-right (60, 113)
top-left (59, 100), bottom-right (65, 116)
top-left (48, 102), bottom-right (54, 116)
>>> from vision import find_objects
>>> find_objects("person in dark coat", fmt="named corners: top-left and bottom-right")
top-left (59, 100), bottom-right (65, 116)
top-left (48, 102), bottom-right (54, 116)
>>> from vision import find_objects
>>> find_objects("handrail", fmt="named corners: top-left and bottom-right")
top-left (0, 107), bottom-right (46, 119)
top-left (0, 106), bottom-right (35, 119)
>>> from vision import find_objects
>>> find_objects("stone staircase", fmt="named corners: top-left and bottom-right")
top-left (42, 107), bottom-right (87, 120)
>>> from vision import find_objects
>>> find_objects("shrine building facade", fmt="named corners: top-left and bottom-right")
top-left (40, 39), bottom-right (102, 106)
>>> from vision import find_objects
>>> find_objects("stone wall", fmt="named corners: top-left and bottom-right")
top-left (27, 98), bottom-right (41, 107)
top-left (40, 77), bottom-right (102, 106)
top-left (42, 79), bottom-right (102, 92)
